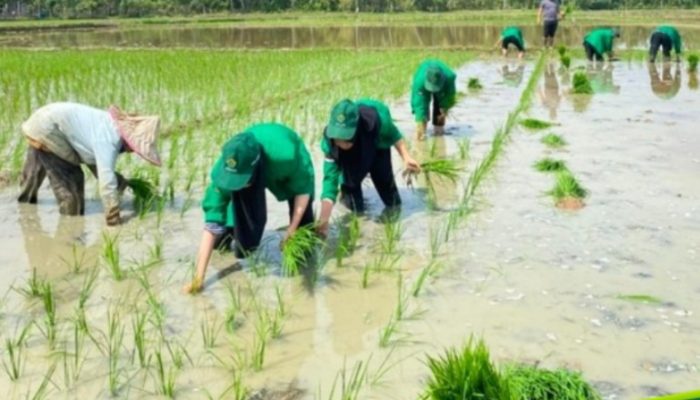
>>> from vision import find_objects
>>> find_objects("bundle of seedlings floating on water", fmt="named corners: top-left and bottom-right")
top-left (519, 118), bottom-right (554, 131)
top-left (281, 226), bottom-right (322, 276)
top-left (127, 177), bottom-right (161, 213)
top-left (688, 53), bottom-right (699, 73)
top-left (468, 77), bottom-right (483, 91)
top-left (541, 133), bottom-right (567, 149)
top-left (506, 364), bottom-right (601, 400)
top-left (572, 71), bottom-right (593, 94)
top-left (549, 170), bottom-right (587, 210)
top-left (534, 158), bottom-right (567, 173)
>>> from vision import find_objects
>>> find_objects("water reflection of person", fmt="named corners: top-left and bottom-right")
top-left (501, 63), bottom-right (525, 88)
top-left (648, 62), bottom-right (681, 100)
top-left (539, 62), bottom-right (561, 120)
top-left (587, 63), bottom-right (620, 95)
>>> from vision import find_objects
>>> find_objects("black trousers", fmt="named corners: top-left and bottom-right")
top-left (543, 20), bottom-right (558, 39)
top-left (584, 41), bottom-right (604, 62)
top-left (502, 36), bottom-right (524, 52)
top-left (340, 147), bottom-right (400, 213)
top-left (18, 147), bottom-right (128, 216)
top-left (431, 94), bottom-right (445, 127)
top-left (215, 183), bottom-right (314, 258)
top-left (649, 32), bottom-right (672, 62)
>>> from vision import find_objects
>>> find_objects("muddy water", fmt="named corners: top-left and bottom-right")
top-left (0, 58), bottom-right (699, 399)
top-left (1, 24), bottom-right (698, 49)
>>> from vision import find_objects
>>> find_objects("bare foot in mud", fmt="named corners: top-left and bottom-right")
top-left (556, 197), bottom-right (585, 210)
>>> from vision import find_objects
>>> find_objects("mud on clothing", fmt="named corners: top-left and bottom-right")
top-left (202, 123), bottom-right (315, 256)
top-left (583, 28), bottom-right (616, 61)
top-left (501, 26), bottom-right (525, 51)
top-left (321, 99), bottom-right (402, 212)
top-left (410, 59), bottom-right (457, 123)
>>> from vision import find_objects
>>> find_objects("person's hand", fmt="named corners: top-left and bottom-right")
top-left (404, 156), bottom-right (421, 173)
top-left (280, 226), bottom-right (297, 250)
top-left (315, 220), bottom-right (329, 239)
top-left (106, 206), bottom-right (121, 226)
top-left (182, 278), bottom-right (203, 294)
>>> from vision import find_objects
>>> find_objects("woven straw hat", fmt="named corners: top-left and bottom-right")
top-left (108, 105), bottom-right (162, 166)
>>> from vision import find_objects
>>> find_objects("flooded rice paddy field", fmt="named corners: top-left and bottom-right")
top-left (0, 49), bottom-right (699, 398)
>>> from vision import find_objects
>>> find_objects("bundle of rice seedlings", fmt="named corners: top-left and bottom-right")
top-left (423, 337), bottom-right (511, 400)
top-left (688, 53), bottom-right (699, 73)
top-left (506, 364), bottom-right (601, 400)
top-left (572, 72), bottom-right (593, 94)
top-left (541, 133), bottom-right (567, 148)
top-left (519, 118), bottom-right (553, 130)
top-left (557, 45), bottom-right (567, 58)
top-left (549, 170), bottom-right (587, 201)
top-left (127, 178), bottom-right (160, 211)
top-left (281, 226), bottom-right (321, 276)
top-left (534, 158), bottom-right (567, 173)
top-left (468, 78), bottom-right (483, 91)
top-left (420, 158), bottom-right (463, 183)
top-left (560, 54), bottom-right (571, 69)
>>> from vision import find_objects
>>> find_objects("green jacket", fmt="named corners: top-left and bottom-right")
top-left (584, 28), bottom-right (616, 56)
top-left (202, 123), bottom-right (315, 227)
top-left (321, 98), bottom-right (402, 202)
top-left (655, 25), bottom-right (682, 55)
top-left (502, 26), bottom-right (525, 50)
top-left (411, 59), bottom-right (457, 123)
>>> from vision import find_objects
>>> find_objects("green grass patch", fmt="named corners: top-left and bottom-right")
top-left (616, 294), bottom-right (663, 305)
top-left (519, 118), bottom-right (553, 131)
top-left (506, 364), bottom-right (601, 400)
top-left (549, 171), bottom-right (587, 201)
top-left (534, 158), bottom-right (567, 173)
top-left (423, 337), bottom-right (511, 400)
top-left (688, 53), bottom-right (699, 73)
top-left (572, 71), bottom-right (594, 95)
top-left (541, 134), bottom-right (567, 149)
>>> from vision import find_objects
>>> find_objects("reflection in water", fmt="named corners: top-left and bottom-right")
top-left (501, 63), bottom-right (525, 88)
top-left (588, 64), bottom-right (620, 95)
top-left (648, 62), bottom-right (681, 100)
top-left (539, 62), bottom-right (561, 120)
top-left (690, 72), bottom-right (699, 90)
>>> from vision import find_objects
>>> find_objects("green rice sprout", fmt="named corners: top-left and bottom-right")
top-left (251, 319), bottom-right (268, 371)
top-left (325, 357), bottom-right (369, 400)
top-left (519, 118), bottom-right (553, 130)
top-left (506, 364), bottom-right (601, 400)
top-left (281, 226), bottom-right (321, 276)
top-left (61, 243), bottom-right (87, 274)
top-left (78, 268), bottom-right (98, 310)
top-left (155, 350), bottom-right (177, 398)
top-left (17, 268), bottom-right (44, 299)
top-left (541, 133), bottom-right (567, 148)
top-left (1, 324), bottom-right (31, 381)
top-left (102, 232), bottom-right (124, 281)
top-left (378, 316), bottom-right (401, 348)
top-left (457, 138), bottom-right (470, 161)
top-left (557, 45), bottom-right (568, 57)
top-left (549, 170), bottom-right (587, 201)
top-left (468, 77), bottom-right (483, 91)
top-left (132, 309), bottom-right (150, 368)
top-left (29, 363), bottom-right (57, 400)
top-left (200, 313), bottom-right (222, 349)
top-left (560, 54), bottom-right (572, 69)
top-left (616, 294), bottom-right (663, 305)
top-left (572, 71), bottom-right (594, 94)
top-left (274, 285), bottom-right (286, 318)
top-left (127, 177), bottom-right (160, 214)
top-left (423, 337), bottom-right (511, 400)
top-left (223, 282), bottom-right (243, 333)
top-left (411, 158), bottom-right (463, 188)
top-left (39, 281), bottom-right (57, 348)
top-left (64, 319), bottom-right (87, 386)
top-left (688, 53), bottom-right (699, 73)
top-left (534, 158), bottom-right (567, 173)
top-left (381, 214), bottom-right (402, 255)
top-left (412, 260), bottom-right (441, 297)
top-left (106, 308), bottom-right (125, 396)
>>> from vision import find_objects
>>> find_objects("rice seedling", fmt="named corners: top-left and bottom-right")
top-left (282, 226), bottom-right (321, 276)
top-left (106, 308), bottom-right (125, 396)
top-left (149, 234), bottom-right (164, 263)
top-left (616, 294), bottom-right (663, 305)
top-left (429, 225), bottom-right (444, 259)
top-left (215, 369), bottom-right (248, 400)
top-left (38, 281), bottom-right (57, 348)
top-left (102, 232), bottom-right (124, 281)
top-left (61, 243), bottom-right (87, 274)
top-left (519, 118), bottom-right (553, 131)
top-left (77, 268), bottom-right (98, 310)
top-left (420, 158), bottom-right (463, 184)
top-left (325, 357), bottom-right (369, 400)
top-left (155, 349), bottom-right (177, 398)
top-left (200, 312), bottom-right (222, 349)
top-left (17, 268), bottom-right (44, 299)
top-left (572, 71), bottom-right (594, 94)
top-left (132, 309), bottom-right (150, 368)
top-left (468, 77), bottom-right (483, 91)
top-left (541, 133), bottom-right (567, 149)
top-left (534, 158), bottom-right (567, 173)
top-left (380, 214), bottom-right (402, 255)
top-left (274, 284), bottom-right (287, 318)
top-left (378, 315), bottom-right (402, 348)
top-left (223, 282), bottom-right (243, 332)
top-left (423, 337), bottom-right (511, 400)
top-left (62, 319), bottom-right (87, 388)
top-left (549, 170), bottom-right (587, 202)
top-left (251, 321), bottom-right (268, 372)
top-left (1, 324), bottom-right (31, 381)
top-left (29, 363), bottom-right (57, 400)
top-left (457, 138), bottom-right (470, 161)
top-left (506, 364), bottom-right (601, 400)
top-left (557, 45), bottom-right (567, 58)
top-left (560, 54), bottom-right (572, 69)
top-left (688, 54), bottom-right (699, 73)
top-left (412, 260), bottom-right (441, 297)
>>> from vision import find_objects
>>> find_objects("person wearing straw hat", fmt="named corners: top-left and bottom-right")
top-left (411, 59), bottom-right (457, 141)
top-left (17, 102), bottom-right (161, 226)
top-left (649, 25), bottom-right (683, 63)
top-left (315, 98), bottom-right (420, 239)
top-left (183, 123), bottom-right (315, 294)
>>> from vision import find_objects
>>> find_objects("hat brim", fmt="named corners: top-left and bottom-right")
top-left (424, 81), bottom-right (442, 93)
top-left (109, 105), bottom-right (162, 166)
top-left (212, 159), bottom-right (253, 191)
top-left (327, 125), bottom-right (357, 141)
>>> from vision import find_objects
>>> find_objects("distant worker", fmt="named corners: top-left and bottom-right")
top-left (18, 102), bottom-right (161, 226)
top-left (538, 0), bottom-right (563, 49)
top-left (649, 25), bottom-right (683, 63)
top-left (411, 59), bottom-right (457, 141)
top-left (583, 28), bottom-right (620, 63)
top-left (499, 26), bottom-right (525, 59)
top-left (316, 99), bottom-right (420, 238)
top-left (183, 123), bottom-right (315, 294)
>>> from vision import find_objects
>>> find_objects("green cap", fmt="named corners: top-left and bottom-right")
top-left (212, 132), bottom-right (261, 191)
top-left (327, 99), bottom-right (359, 141)
top-left (424, 66), bottom-right (445, 92)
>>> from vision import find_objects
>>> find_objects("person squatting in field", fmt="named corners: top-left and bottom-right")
top-left (499, 26), bottom-right (526, 60)
top-left (411, 59), bottom-right (457, 141)
top-left (183, 123), bottom-right (315, 293)
top-left (17, 102), bottom-right (161, 226)
top-left (649, 25), bottom-right (683, 63)
top-left (583, 27), bottom-right (621, 63)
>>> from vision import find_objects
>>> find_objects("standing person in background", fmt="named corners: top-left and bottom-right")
top-left (583, 28), bottom-right (620, 63)
top-left (649, 25), bottom-right (683, 63)
top-left (538, 0), bottom-right (563, 49)
top-left (411, 59), bottom-right (457, 141)
top-left (498, 26), bottom-right (526, 59)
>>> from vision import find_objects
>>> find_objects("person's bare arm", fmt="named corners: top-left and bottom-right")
top-left (283, 194), bottom-right (311, 243)
top-left (183, 230), bottom-right (217, 294)
top-left (316, 199), bottom-right (334, 238)
top-left (394, 139), bottom-right (420, 172)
